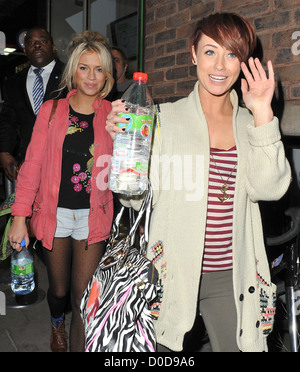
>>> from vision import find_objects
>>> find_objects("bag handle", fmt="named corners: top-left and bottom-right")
top-left (110, 205), bottom-right (125, 242)
top-left (128, 183), bottom-right (152, 249)
top-left (110, 183), bottom-right (153, 253)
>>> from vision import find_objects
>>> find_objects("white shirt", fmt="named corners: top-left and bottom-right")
top-left (26, 60), bottom-right (56, 111)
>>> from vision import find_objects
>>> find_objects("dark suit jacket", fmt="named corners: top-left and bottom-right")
top-left (0, 59), bottom-right (67, 161)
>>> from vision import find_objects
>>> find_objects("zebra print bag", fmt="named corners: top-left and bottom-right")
top-left (80, 185), bottom-right (159, 352)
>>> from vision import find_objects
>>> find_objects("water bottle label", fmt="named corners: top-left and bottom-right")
top-left (119, 162), bottom-right (148, 176)
top-left (117, 113), bottom-right (153, 141)
top-left (135, 162), bottom-right (148, 173)
top-left (11, 262), bottom-right (33, 276)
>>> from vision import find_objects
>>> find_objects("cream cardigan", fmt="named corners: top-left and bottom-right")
top-left (120, 82), bottom-right (291, 352)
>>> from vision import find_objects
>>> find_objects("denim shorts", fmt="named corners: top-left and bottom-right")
top-left (54, 207), bottom-right (90, 240)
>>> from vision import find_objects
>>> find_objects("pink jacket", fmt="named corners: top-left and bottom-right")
top-left (11, 90), bottom-right (113, 250)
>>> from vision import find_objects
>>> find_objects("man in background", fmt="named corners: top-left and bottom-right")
top-left (0, 27), bottom-right (66, 183)
top-left (111, 46), bottom-right (133, 99)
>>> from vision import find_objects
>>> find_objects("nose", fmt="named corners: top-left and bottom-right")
top-left (33, 41), bottom-right (42, 49)
top-left (88, 69), bottom-right (96, 80)
top-left (215, 54), bottom-right (226, 71)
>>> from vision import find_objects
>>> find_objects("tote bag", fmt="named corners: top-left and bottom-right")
top-left (80, 185), bottom-right (159, 352)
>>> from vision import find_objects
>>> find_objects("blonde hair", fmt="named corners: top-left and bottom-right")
top-left (60, 31), bottom-right (114, 98)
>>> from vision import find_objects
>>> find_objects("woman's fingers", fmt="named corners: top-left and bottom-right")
top-left (254, 58), bottom-right (268, 80)
top-left (242, 58), bottom-right (274, 85)
top-left (10, 241), bottom-right (23, 252)
top-left (105, 100), bottom-right (129, 139)
top-left (249, 57), bottom-right (262, 81)
top-left (7, 216), bottom-right (29, 251)
top-left (8, 237), bottom-right (27, 251)
top-left (266, 60), bottom-right (275, 83)
top-left (241, 60), bottom-right (254, 86)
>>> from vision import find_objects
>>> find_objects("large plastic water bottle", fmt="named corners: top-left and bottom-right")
top-left (110, 72), bottom-right (154, 195)
top-left (11, 239), bottom-right (35, 295)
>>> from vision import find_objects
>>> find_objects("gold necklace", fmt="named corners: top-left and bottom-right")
top-left (210, 153), bottom-right (237, 203)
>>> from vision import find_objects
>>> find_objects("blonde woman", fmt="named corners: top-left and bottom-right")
top-left (8, 31), bottom-right (114, 352)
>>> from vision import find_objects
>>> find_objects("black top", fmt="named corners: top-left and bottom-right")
top-left (57, 105), bottom-right (95, 210)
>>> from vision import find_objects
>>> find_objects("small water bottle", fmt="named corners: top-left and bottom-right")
top-left (110, 72), bottom-right (154, 195)
top-left (11, 239), bottom-right (35, 295)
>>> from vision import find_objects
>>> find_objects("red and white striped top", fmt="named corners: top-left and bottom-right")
top-left (202, 146), bottom-right (238, 273)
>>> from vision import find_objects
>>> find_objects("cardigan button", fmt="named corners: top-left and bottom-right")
top-left (240, 329), bottom-right (243, 336)
top-left (239, 294), bottom-right (244, 301)
top-left (256, 321), bottom-right (260, 328)
top-left (248, 286), bottom-right (255, 294)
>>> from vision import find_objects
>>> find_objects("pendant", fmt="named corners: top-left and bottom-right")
top-left (218, 184), bottom-right (231, 203)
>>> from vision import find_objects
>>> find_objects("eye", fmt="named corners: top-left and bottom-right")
top-left (227, 52), bottom-right (237, 59)
top-left (79, 66), bottom-right (86, 71)
top-left (204, 49), bottom-right (215, 56)
top-left (97, 68), bottom-right (103, 72)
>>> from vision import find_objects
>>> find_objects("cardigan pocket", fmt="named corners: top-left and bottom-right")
top-left (256, 272), bottom-right (277, 337)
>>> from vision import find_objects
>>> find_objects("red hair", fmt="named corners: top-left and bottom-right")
top-left (190, 13), bottom-right (257, 63)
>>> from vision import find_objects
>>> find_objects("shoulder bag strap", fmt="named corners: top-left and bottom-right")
top-left (14, 99), bottom-right (59, 178)
top-left (48, 100), bottom-right (58, 127)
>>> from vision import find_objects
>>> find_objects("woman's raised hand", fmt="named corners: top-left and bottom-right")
top-left (241, 57), bottom-right (275, 127)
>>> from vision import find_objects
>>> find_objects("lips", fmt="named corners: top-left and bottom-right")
top-left (33, 50), bottom-right (44, 58)
top-left (85, 83), bottom-right (97, 89)
top-left (209, 74), bottom-right (227, 82)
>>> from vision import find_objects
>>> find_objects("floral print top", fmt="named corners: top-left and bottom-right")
top-left (57, 105), bottom-right (95, 209)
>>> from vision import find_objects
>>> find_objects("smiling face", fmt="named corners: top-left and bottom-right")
top-left (74, 50), bottom-right (107, 99)
top-left (192, 34), bottom-right (241, 99)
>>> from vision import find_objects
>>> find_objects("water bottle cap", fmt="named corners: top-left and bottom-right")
top-left (20, 238), bottom-right (25, 247)
top-left (133, 72), bottom-right (148, 82)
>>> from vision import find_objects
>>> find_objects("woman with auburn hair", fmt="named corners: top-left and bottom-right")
top-left (8, 31), bottom-right (114, 352)
top-left (105, 12), bottom-right (291, 352)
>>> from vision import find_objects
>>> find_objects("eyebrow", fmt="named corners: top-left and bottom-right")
top-left (79, 63), bottom-right (102, 67)
top-left (202, 43), bottom-right (218, 49)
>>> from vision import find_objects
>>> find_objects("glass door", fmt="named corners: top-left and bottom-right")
top-left (49, 0), bottom-right (144, 72)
